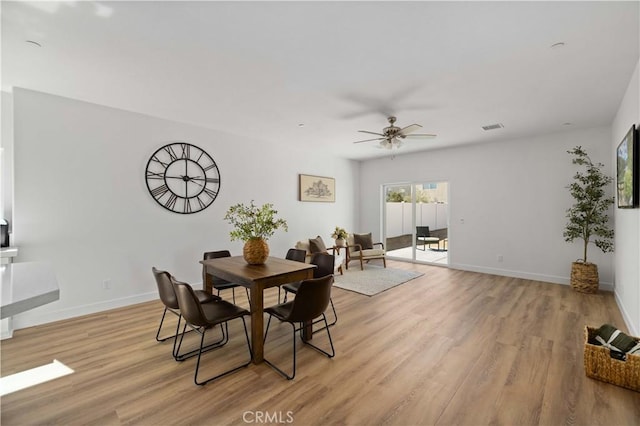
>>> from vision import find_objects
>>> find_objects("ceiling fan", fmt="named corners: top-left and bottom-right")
top-left (353, 116), bottom-right (436, 150)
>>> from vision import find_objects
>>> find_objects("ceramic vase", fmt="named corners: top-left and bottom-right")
top-left (243, 238), bottom-right (269, 265)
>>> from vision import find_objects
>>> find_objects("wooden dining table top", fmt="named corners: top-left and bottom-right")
top-left (200, 256), bottom-right (316, 289)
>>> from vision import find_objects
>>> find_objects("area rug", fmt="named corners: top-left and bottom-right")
top-left (333, 265), bottom-right (423, 296)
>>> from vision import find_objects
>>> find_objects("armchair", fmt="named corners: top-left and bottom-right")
top-left (345, 232), bottom-right (386, 270)
top-left (294, 236), bottom-right (344, 275)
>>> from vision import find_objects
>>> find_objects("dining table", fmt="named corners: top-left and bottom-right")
top-left (200, 255), bottom-right (316, 363)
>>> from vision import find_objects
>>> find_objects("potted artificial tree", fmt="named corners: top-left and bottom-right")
top-left (563, 146), bottom-right (614, 293)
top-left (224, 200), bottom-right (288, 265)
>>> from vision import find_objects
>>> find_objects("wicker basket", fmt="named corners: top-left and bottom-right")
top-left (584, 326), bottom-right (640, 392)
top-left (570, 262), bottom-right (599, 293)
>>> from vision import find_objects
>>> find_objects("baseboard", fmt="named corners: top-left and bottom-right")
top-left (11, 291), bottom-right (158, 331)
top-left (1, 318), bottom-right (14, 340)
top-left (614, 290), bottom-right (639, 336)
top-left (448, 263), bottom-right (614, 292)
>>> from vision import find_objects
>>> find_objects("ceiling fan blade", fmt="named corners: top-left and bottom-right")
top-left (404, 133), bottom-right (437, 139)
top-left (353, 137), bottom-right (386, 144)
top-left (358, 130), bottom-right (385, 136)
top-left (398, 124), bottom-right (422, 135)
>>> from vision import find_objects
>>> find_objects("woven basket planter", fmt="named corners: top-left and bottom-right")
top-left (584, 326), bottom-right (640, 392)
top-left (243, 238), bottom-right (269, 265)
top-left (570, 261), bottom-right (599, 293)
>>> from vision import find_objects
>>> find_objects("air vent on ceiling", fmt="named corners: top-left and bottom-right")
top-left (482, 123), bottom-right (504, 131)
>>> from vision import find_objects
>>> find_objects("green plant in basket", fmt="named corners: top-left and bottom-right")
top-left (563, 146), bottom-right (614, 293)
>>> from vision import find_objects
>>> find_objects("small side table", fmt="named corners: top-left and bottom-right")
top-left (331, 246), bottom-right (346, 275)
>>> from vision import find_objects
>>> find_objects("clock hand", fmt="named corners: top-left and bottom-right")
top-left (164, 175), bottom-right (202, 182)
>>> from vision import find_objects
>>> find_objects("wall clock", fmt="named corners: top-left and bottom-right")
top-left (145, 142), bottom-right (221, 214)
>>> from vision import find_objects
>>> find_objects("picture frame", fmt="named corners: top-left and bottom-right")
top-left (616, 124), bottom-right (639, 208)
top-left (299, 174), bottom-right (335, 202)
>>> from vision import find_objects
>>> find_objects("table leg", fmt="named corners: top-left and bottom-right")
top-left (250, 285), bottom-right (264, 363)
top-left (301, 320), bottom-right (313, 341)
top-left (204, 269), bottom-right (213, 294)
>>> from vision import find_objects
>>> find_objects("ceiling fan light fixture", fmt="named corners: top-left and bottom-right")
top-left (379, 137), bottom-right (403, 149)
top-left (354, 115), bottom-right (436, 150)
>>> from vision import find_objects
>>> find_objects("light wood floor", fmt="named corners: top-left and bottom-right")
top-left (2, 261), bottom-right (639, 425)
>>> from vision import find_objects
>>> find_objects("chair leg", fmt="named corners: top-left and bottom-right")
top-left (264, 314), bottom-right (274, 343)
top-left (264, 314), bottom-right (335, 380)
top-left (312, 298), bottom-right (337, 333)
top-left (156, 307), bottom-right (185, 342)
top-left (171, 313), bottom-right (183, 358)
top-left (155, 307), bottom-right (174, 342)
top-left (193, 318), bottom-right (252, 386)
top-left (263, 321), bottom-right (297, 380)
top-left (302, 313), bottom-right (335, 359)
top-left (174, 322), bottom-right (228, 362)
top-left (327, 298), bottom-right (338, 327)
top-left (244, 287), bottom-right (251, 309)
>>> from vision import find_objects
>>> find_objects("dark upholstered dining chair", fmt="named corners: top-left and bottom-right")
top-left (276, 248), bottom-right (307, 303)
top-left (172, 278), bottom-right (252, 386)
top-left (152, 267), bottom-right (220, 361)
top-left (286, 248), bottom-right (307, 263)
top-left (282, 252), bottom-right (337, 328)
top-left (263, 275), bottom-right (335, 380)
top-left (203, 250), bottom-right (250, 306)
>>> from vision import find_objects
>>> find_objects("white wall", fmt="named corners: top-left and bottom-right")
top-left (612, 59), bottom-right (640, 336)
top-left (360, 127), bottom-right (615, 288)
top-left (1, 91), bottom-right (14, 229)
top-left (10, 88), bottom-right (358, 330)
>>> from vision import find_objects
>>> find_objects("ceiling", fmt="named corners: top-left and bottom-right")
top-left (2, 1), bottom-right (639, 160)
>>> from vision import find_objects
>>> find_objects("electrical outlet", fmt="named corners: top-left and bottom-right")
top-left (497, 255), bottom-right (503, 262)
top-left (102, 279), bottom-right (111, 289)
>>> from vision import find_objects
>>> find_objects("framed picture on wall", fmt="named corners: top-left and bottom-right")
top-left (616, 124), bottom-right (639, 208)
top-left (299, 174), bottom-right (335, 202)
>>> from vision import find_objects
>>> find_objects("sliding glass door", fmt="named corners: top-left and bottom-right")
top-left (384, 181), bottom-right (449, 265)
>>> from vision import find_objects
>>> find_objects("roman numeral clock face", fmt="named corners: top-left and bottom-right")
top-left (145, 143), bottom-right (220, 214)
